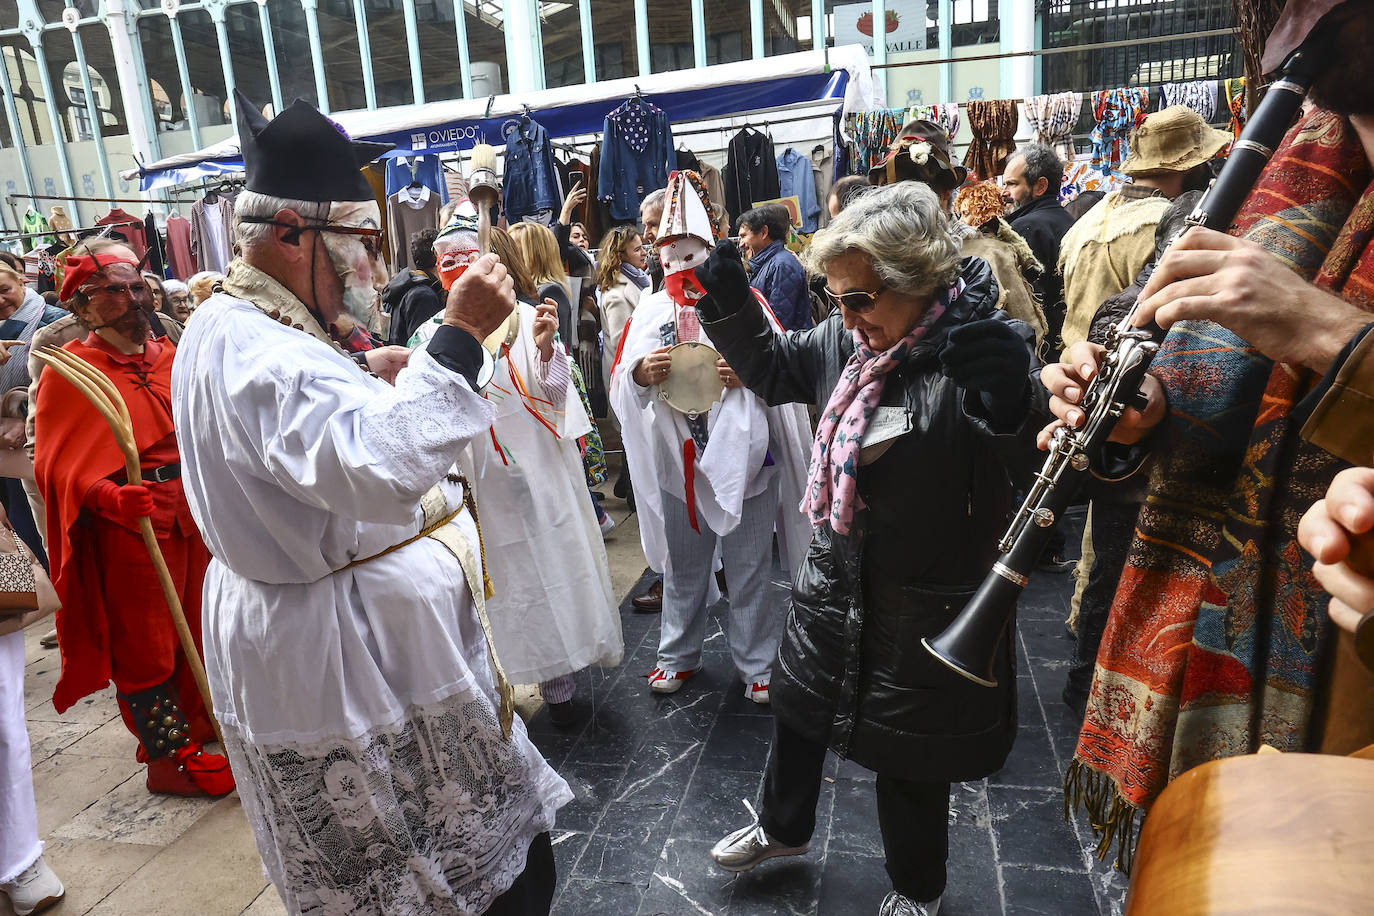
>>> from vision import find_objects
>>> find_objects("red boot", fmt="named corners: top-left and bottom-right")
top-left (146, 744), bottom-right (235, 797)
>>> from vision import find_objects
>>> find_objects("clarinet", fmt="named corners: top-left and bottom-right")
top-left (923, 42), bottom-right (1324, 687)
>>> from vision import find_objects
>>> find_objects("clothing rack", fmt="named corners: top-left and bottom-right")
top-left (0, 218), bottom-right (143, 246)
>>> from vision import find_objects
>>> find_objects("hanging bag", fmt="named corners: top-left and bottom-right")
top-left (0, 504), bottom-right (59, 636)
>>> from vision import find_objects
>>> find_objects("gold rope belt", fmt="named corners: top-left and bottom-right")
top-left (336, 476), bottom-right (513, 738)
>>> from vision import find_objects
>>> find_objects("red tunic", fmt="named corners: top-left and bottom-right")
top-left (33, 333), bottom-right (208, 714)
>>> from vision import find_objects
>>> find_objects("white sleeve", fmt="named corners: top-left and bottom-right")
top-left (224, 339), bottom-right (495, 525)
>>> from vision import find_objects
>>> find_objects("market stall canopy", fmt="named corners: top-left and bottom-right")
top-left (127, 45), bottom-right (882, 192)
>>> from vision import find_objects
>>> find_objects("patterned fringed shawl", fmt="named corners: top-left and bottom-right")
top-left (1067, 109), bottom-right (1374, 870)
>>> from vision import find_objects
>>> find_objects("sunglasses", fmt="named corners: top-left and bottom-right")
top-left (823, 284), bottom-right (886, 314)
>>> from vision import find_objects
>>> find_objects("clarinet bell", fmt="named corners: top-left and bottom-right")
top-left (922, 566), bottom-right (1023, 687)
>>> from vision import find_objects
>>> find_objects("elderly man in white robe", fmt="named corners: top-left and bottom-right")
top-left (611, 172), bottom-right (811, 704)
top-left (171, 92), bottom-right (570, 916)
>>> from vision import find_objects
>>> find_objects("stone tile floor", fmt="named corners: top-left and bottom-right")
top-left (10, 495), bottom-right (1128, 916)
top-left (529, 511), bottom-right (1129, 916)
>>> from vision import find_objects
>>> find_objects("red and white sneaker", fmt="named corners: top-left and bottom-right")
top-left (746, 680), bottom-right (770, 704)
top-left (648, 667), bottom-right (697, 694)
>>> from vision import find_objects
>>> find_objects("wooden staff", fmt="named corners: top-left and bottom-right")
top-left (34, 345), bottom-right (223, 747)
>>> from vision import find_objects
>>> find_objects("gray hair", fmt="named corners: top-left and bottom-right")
top-left (640, 188), bottom-right (666, 217)
top-left (801, 182), bottom-right (959, 299)
top-left (234, 191), bottom-right (330, 249)
top-left (1009, 143), bottom-right (1063, 198)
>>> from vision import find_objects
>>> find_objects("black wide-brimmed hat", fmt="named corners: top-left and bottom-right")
top-left (234, 90), bottom-right (393, 202)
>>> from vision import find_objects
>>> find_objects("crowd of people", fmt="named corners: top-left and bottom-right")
top-left (0, 1), bottom-right (1371, 914)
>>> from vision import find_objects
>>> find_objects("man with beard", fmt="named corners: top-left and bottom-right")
top-left (1043, 0), bottom-right (1374, 867)
top-left (31, 239), bottom-right (234, 797)
top-left (171, 92), bottom-right (569, 915)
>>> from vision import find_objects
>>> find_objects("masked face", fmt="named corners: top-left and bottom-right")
top-left (433, 231), bottom-right (481, 290)
top-left (319, 201), bottom-right (386, 327)
top-left (78, 262), bottom-right (154, 343)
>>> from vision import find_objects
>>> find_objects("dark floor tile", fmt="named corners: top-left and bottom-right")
top-left (944, 822), bottom-right (1003, 916)
top-left (554, 877), bottom-right (646, 915)
top-left (948, 780), bottom-right (989, 831)
top-left (719, 683), bottom-right (777, 716)
top-left (668, 766), bottom-right (764, 844)
top-left (613, 738), bottom-right (705, 807)
top-left (549, 830), bottom-right (590, 897)
top-left (639, 837), bottom-right (737, 915)
top-left (644, 689), bottom-right (726, 745)
top-left (987, 786), bottom-right (1084, 871)
top-left (989, 720), bottom-right (1061, 789)
top-left (826, 777), bottom-right (884, 857)
top-left (572, 802), bottom-right (676, 886)
top-left (724, 854), bottom-right (823, 915)
top-left (816, 852), bottom-right (890, 916)
top-left (557, 762), bottom-right (628, 833)
top-left (999, 865), bottom-right (1097, 916)
top-left (701, 713), bottom-right (774, 774)
top-left (529, 732), bottom-right (582, 770)
top-left (1018, 624), bottom-right (1077, 665)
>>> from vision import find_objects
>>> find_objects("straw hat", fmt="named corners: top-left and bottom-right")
top-left (1120, 105), bottom-right (1231, 177)
top-left (869, 118), bottom-right (967, 191)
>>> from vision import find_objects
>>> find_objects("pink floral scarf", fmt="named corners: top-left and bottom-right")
top-left (801, 290), bottom-right (952, 534)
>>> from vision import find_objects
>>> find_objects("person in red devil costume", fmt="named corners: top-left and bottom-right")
top-left (32, 238), bottom-right (233, 797)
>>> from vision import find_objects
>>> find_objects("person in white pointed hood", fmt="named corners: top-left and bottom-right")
top-left (411, 210), bottom-right (623, 729)
top-left (610, 171), bottom-right (811, 704)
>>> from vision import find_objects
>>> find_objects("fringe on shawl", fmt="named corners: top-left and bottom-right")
top-left (1064, 758), bottom-right (1142, 873)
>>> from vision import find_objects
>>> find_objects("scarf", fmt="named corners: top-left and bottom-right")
top-left (1161, 80), bottom-right (1217, 123)
top-left (1225, 77), bottom-right (1248, 139)
top-left (1090, 88), bottom-right (1149, 174)
top-left (802, 290), bottom-right (950, 535)
top-left (1024, 91), bottom-right (1082, 163)
top-left (1067, 109), bottom-right (1374, 870)
top-left (620, 263), bottom-right (651, 290)
top-left (963, 99), bottom-right (1019, 181)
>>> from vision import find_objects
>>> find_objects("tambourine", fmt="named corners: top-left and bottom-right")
top-left (658, 341), bottom-right (723, 419)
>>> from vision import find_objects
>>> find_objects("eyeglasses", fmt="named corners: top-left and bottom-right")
top-left (823, 284), bottom-right (886, 314)
top-left (79, 282), bottom-right (150, 299)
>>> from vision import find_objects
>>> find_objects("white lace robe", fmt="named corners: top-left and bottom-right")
top-left (171, 277), bottom-right (571, 916)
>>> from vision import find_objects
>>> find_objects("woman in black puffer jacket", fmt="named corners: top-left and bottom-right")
top-left (696, 182), bottom-right (1045, 916)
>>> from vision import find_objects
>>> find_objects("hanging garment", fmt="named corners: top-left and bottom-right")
top-left (723, 128), bottom-right (780, 223)
top-left (21, 211), bottom-right (52, 247)
top-left (588, 143), bottom-right (614, 239)
top-left (165, 214), bottom-right (197, 280)
top-left (444, 168), bottom-right (469, 204)
top-left (848, 109), bottom-right (903, 173)
top-left (811, 146), bottom-right (834, 229)
top-left (776, 148), bottom-right (821, 233)
top-left (598, 97), bottom-right (675, 222)
top-left (190, 196), bottom-right (235, 274)
top-left (503, 116), bottom-right (563, 224)
top-left (96, 208), bottom-right (148, 259)
top-left (907, 103), bottom-right (961, 142)
top-left (963, 99), bottom-right (1020, 181)
top-left (1024, 92), bottom-right (1083, 162)
top-left (1090, 88), bottom-right (1151, 175)
top-left (387, 186), bottom-right (442, 270)
top-left (1161, 80), bottom-right (1217, 123)
top-left (697, 161), bottom-right (726, 222)
top-left (676, 148), bottom-right (700, 172)
top-left (1059, 154), bottom-right (1125, 205)
top-left (1225, 77), bottom-right (1248, 139)
top-left (384, 155), bottom-right (449, 205)
top-left (143, 212), bottom-right (167, 277)
top-left (568, 158), bottom-right (601, 244)
top-left (47, 206), bottom-right (74, 246)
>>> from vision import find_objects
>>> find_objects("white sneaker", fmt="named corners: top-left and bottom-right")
top-left (598, 512), bottom-right (616, 535)
top-left (648, 667), bottom-right (697, 694)
top-left (879, 891), bottom-right (941, 916)
top-left (2, 856), bottom-right (64, 916)
top-left (710, 800), bottom-right (810, 872)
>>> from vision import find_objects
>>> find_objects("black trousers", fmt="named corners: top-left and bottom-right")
top-left (760, 718), bottom-right (950, 903)
top-left (1064, 501), bottom-right (1138, 712)
top-left (483, 832), bottom-right (556, 916)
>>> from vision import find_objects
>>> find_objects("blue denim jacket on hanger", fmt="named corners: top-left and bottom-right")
top-left (776, 148), bottom-right (820, 233)
top-left (503, 116), bottom-right (562, 223)
top-left (598, 99), bottom-right (675, 222)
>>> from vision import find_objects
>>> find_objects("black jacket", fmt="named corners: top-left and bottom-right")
top-left (384, 268), bottom-right (444, 347)
top-left (1008, 193), bottom-right (1074, 318)
top-left (704, 257), bottom-right (1043, 779)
